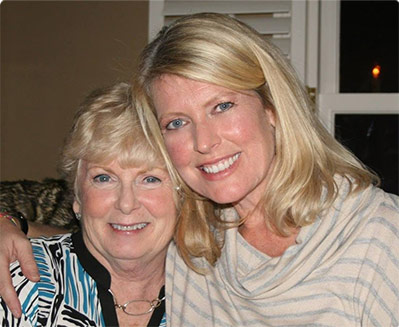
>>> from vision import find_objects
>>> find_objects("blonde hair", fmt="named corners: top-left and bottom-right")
top-left (135, 13), bottom-right (378, 268)
top-left (60, 82), bottom-right (164, 194)
top-left (60, 82), bottom-right (220, 270)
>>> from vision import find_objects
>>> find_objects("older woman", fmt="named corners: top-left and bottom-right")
top-left (0, 82), bottom-right (182, 326)
top-left (2, 13), bottom-right (399, 326)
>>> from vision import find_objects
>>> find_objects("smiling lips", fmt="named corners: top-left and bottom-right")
top-left (111, 223), bottom-right (148, 231)
top-left (200, 153), bottom-right (240, 174)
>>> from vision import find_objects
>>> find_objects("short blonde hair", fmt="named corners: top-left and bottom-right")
top-left (135, 13), bottom-right (378, 268)
top-left (60, 82), bottom-right (219, 270)
top-left (60, 82), bottom-right (164, 192)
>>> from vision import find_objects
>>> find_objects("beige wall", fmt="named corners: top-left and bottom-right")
top-left (1, 0), bottom-right (149, 181)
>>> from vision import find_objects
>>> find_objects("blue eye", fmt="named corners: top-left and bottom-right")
top-left (144, 176), bottom-right (161, 184)
top-left (216, 102), bottom-right (233, 112)
top-left (94, 174), bottom-right (111, 183)
top-left (166, 119), bottom-right (185, 130)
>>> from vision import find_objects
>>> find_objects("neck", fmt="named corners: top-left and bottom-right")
top-left (232, 155), bottom-right (276, 219)
top-left (88, 245), bottom-right (166, 300)
top-left (108, 256), bottom-right (165, 300)
top-left (108, 261), bottom-right (165, 327)
top-left (82, 236), bottom-right (166, 326)
top-left (232, 181), bottom-right (267, 222)
top-left (233, 193), bottom-right (265, 227)
top-left (235, 206), bottom-right (299, 257)
top-left (113, 269), bottom-right (163, 293)
top-left (109, 273), bottom-right (164, 327)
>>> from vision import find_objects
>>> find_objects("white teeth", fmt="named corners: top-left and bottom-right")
top-left (111, 223), bottom-right (148, 231)
top-left (201, 153), bottom-right (240, 174)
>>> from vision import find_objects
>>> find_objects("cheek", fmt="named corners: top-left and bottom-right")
top-left (227, 112), bottom-right (263, 142)
top-left (81, 188), bottom-right (114, 218)
top-left (164, 136), bottom-right (191, 168)
top-left (142, 191), bottom-right (177, 223)
top-left (230, 110), bottom-right (275, 160)
top-left (228, 119), bottom-right (254, 140)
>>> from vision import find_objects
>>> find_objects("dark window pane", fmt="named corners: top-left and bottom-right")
top-left (340, 0), bottom-right (398, 93)
top-left (335, 114), bottom-right (399, 195)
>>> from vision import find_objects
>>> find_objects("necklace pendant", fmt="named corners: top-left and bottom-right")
top-left (109, 288), bottom-right (165, 316)
top-left (151, 299), bottom-right (162, 309)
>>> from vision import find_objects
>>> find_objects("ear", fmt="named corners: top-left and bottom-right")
top-left (266, 108), bottom-right (276, 127)
top-left (73, 200), bottom-right (81, 214)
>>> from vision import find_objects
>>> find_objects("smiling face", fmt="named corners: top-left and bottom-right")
top-left (151, 74), bottom-right (276, 211)
top-left (73, 160), bottom-right (176, 269)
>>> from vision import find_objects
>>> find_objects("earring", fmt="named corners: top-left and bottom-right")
top-left (75, 212), bottom-right (81, 221)
top-left (174, 185), bottom-right (185, 200)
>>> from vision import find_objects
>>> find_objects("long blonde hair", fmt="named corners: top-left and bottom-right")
top-left (135, 13), bottom-right (378, 269)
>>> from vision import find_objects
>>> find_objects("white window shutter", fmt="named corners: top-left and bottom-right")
top-left (148, 0), bottom-right (308, 83)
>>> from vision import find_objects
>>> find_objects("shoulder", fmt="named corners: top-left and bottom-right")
top-left (30, 233), bottom-right (73, 247)
top-left (333, 178), bottom-right (398, 228)
top-left (317, 182), bottom-right (398, 274)
top-left (6, 235), bottom-right (73, 290)
top-left (349, 188), bottom-right (399, 323)
top-left (372, 187), bottom-right (399, 219)
top-left (318, 184), bottom-right (399, 324)
top-left (30, 233), bottom-right (75, 280)
top-left (359, 188), bottom-right (399, 270)
top-left (30, 233), bottom-right (73, 255)
top-left (332, 183), bottom-right (399, 248)
top-left (360, 186), bottom-right (399, 235)
top-left (352, 185), bottom-right (399, 255)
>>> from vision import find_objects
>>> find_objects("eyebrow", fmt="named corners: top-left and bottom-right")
top-left (157, 90), bottom-right (241, 123)
top-left (202, 90), bottom-right (240, 108)
top-left (86, 164), bottom-right (114, 173)
top-left (157, 110), bottom-right (184, 120)
top-left (87, 163), bottom-right (167, 174)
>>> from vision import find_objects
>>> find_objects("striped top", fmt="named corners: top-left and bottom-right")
top-left (0, 232), bottom-right (166, 327)
top-left (165, 181), bottom-right (399, 326)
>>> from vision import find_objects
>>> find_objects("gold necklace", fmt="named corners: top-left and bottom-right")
top-left (108, 288), bottom-right (165, 316)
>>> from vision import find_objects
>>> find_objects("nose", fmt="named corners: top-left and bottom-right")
top-left (193, 123), bottom-right (221, 154)
top-left (116, 184), bottom-right (141, 214)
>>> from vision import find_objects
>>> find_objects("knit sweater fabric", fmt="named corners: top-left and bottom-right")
top-left (165, 181), bottom-right (399, 326)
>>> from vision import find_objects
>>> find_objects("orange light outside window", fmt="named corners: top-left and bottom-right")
top-left (372, 65), bottom-right (381, 79)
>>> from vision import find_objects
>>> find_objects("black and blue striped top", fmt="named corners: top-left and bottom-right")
top-left (0, 232), bottom-right (166, 327)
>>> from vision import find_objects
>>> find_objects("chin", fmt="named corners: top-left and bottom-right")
top-left (207, 189), bottom-right (246, 205)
